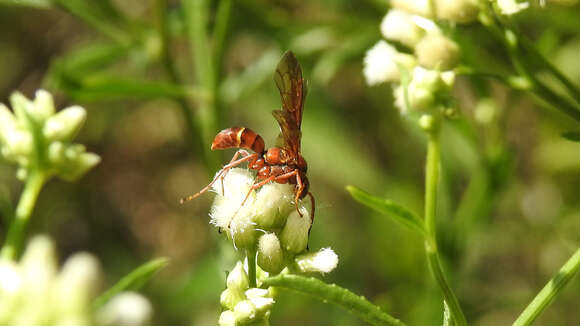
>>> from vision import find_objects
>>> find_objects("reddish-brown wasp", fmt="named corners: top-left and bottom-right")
top-left (181, 51), bottom-right (315, 225)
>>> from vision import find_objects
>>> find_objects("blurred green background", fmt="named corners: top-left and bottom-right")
top-left (1, 1), bottom-right (580, 325)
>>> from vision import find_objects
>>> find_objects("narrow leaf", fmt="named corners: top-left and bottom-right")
top-left (562, 131), bottom-right (580, 142)
top-left (0, 0), bottom-right (51, 8)
top-left (262, 274), bottom-right (406, 326)
top-left (67, 76), bottom-right (205, 102)
top-left (346, 185), bottom-right (426, 236)
top-left (92, 257), bottom-right (169, 309)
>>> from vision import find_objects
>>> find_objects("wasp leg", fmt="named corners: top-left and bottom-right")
top-left (219, 150), bottom-right (252, 195)
top-left (180, 153), bottom-right (259, 204)
top-left (227, 174), bottom-right (278, 229)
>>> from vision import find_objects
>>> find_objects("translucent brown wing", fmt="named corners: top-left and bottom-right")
top-left (273, 51), bottom-right (307, 155)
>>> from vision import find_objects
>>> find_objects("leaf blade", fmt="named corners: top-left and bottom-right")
top-left (346, 185), bottom-right (426, 236)
top-left (92, 257), bottom-right (169, 309)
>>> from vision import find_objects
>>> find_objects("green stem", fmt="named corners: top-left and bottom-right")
top-left (478, 10), bottom-right (580, 123)
top-left (152, 0), bottom-right (211, 170)
top-left (1, 171), bottom-right (47, 260)
top-left (513, 247), bottom-right (580, 326)
top-left (247, 249), bottom-right (257, 288)
top-left (184, 0), bottom-right (220, 171)
top-left (424, 130), bottom-right (468, 326)
top-left (262, 274), bottom-right (406, 326)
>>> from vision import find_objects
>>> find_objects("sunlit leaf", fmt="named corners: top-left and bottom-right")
top-left (346, 185), bottom-right (426, 236)
top-left (0, 0), bottom-right (51, 8)
top-left (92, 257), bottom-right (169, 309)
top-left (262, 274), bottom-right (406, 326)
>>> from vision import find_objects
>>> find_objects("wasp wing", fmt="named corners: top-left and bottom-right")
top-left (273, 51), bottom-right (306, 155)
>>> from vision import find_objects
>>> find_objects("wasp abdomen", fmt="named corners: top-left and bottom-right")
top-left (211, 127), bottom-right (265, 154)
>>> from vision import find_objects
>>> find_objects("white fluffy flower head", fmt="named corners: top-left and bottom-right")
top-left (363, 41), bottom-right (416, 86)
top-left (209, 168), bottom-right (310, 250)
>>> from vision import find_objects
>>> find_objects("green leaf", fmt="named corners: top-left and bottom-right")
top-left (262, 274), bottom-right (406, 326)
top-left (92, 257), bottom-right (169, 309)
top-left (66, 75), bottom-right (206, 102)
top-left (346, 185), bottom-right (426, 236)
top-left (562, 131), bottom-right (580, 142)
top-left (0, 0), bottom-right (52, 8)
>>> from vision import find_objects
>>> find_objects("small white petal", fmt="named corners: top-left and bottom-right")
top-left (380, 10), bottom-right (424, 47)
top-left (363, 41), bottom-right (403, 85)
top-left (97, 292), bottom-right (152, 326)
top-left (496, 0), bottom-right (530, 15)
top-left (295, 248), bottom-right (339, 274)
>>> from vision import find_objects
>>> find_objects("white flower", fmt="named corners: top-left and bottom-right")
top-left (209, 168), bottom-right (311, 251)
top-left (43, 105), bottom-right (87, 142)
top-left (391, 0), bottom-right (434, 17)
top-left (363, 41), bottom-right (416, 86)
top-left (0, 235), bottom-right (114, 325)
top-left (415, 34), bottom-right (460, 70)
top-left (97, 292), bottom-right (153, 326)
top-left (394, 67), bottom-right (456, 114)
top-left (380, 10), bottom-right (424, 48)
top-left (436, 0), bottom-right (480, 23)
top-left (495, 0), bottom-right (530, 15)
top-left (257, 233), bottom-right (284, 274)
top-left (294, 248), bottom-right (339, 274)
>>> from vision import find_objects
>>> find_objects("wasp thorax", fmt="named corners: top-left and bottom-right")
top-left (265, 147), bottom-right (289, 164)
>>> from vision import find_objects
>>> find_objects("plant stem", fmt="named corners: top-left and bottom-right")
top-left (1, 171), bottom-right (47, 260)
top-left (247, 249), bottom-right (257, 288)
top-left (152, 0), bottom-right (213, 171)
top-left (262, 274), bottom-right (406, 326)
top-left (424, 130), bottom-right (468, 326)
top-left (478, 10), bottom-right (580, 123)
top-left (513, 247), bottom-right (580, 326)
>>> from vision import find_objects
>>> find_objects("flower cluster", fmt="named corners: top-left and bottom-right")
top-left (218, 248), bottom-right (339, 326)
top-left (209, 168), bottom-right (313, 274)
top-left (0, 236), bottom-right (152, 326)
top-left (218, 262), bottom-right (275, 326)
top-left (363, 3), bottom-right (468, 124)
top-left (209, 168), bottom-right (338, 324)
top-left (0, 90), bottom-right (100, 181)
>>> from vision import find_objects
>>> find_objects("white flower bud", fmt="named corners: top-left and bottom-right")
top-left (257, 234), bottom-right (284, 274)
top-left (419, 114), bottom-right (437, 131)
top-left (247, 296), bottom-right (274, 315)
top-left (57, 151), bottom-right (101, 182)
top-left (294, 248), bottom-right (338, 274)
top-left (279, 206), bottom-right (311, 254)
top-left (496, 0), bottom-right (529, 15)
top-left (363, 41), bottom-right (416, 85)
top-left (33, 89), bottom-right (56, 121)
top-left (227, 261), bottom-right (250, 291)
top-left (252, 183), bottom-right (293, 229)
top-left (407, 67), bottom-right (453, 111)
top-left (380, 10), bottom-right (424, 48)
top-left (0, 260), bottom-right (22, 296)
top-left (20, 236), bottom-right (58, 292)
top-left (415, 34), bottom-right (460, 70)
top-left (43, 106), bottom-right (87, 142)
top-left (0, 104), bottom-right (17, 144)
top-left (233, 300), bottom-right (257, 323)
top-left (391, 0), bottom-right (434, 17)
top-left (97, 292), bottom-right (152, 326)
top-left (54, 253), bottom-right (102, 312)
top-left (218, 310), bottom-right (236, 326)
top-left (210, 169), bottom-right (256, 229)
top-left (2, 130), bottom-right (33, 160)
top-left (221, 288), bottom-right (245, 310)
top-left (435, 0), bottom-right (480, 23)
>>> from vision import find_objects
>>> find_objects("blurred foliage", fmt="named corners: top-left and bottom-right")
top-left (0, 1), bottom-right (579, 325)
